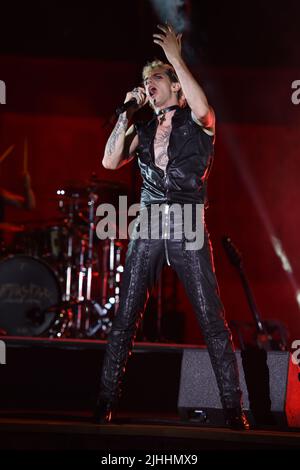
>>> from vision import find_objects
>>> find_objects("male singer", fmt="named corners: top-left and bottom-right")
top-left (95, 24), bottom-right (249, 430)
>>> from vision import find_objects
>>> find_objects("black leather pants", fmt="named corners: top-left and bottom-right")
top-left (98, 216), bottom-right (242, 409)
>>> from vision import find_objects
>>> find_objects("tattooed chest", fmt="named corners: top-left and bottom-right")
top-left (153, 124), bottom-right (172, 173)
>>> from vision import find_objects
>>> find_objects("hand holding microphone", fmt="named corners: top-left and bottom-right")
top-left (115, 86), bottom-right (148, 115)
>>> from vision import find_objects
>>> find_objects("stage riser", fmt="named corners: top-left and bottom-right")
top-left (1, 340), bottom-right (299, 428)
top-left (0, 341), bottom-right (181, 413)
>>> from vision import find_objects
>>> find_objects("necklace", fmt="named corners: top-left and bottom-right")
top-left (156, 105), bottom-right (179, 125)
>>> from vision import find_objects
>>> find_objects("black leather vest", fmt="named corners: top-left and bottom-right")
top-left (134, 107), bottom-right (214, 207)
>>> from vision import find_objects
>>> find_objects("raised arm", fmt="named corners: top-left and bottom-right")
top-left (102, 87), bottom-right (148, 170)
top-left (153, 24), bottom-right (215, 133)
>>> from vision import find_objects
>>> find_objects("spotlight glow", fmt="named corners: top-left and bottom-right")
top-left (271, 236), bottom-right (292, 273)
top-left (221, 127), bottom-right (300, 313)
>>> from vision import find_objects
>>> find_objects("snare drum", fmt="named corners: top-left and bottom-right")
top-left (0, 255), bottom-right (61, 336)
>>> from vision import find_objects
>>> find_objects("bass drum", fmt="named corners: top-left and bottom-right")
top-left (0, 255), bottom-right (61, 336)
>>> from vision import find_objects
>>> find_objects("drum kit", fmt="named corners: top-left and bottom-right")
top-left (0, 176), bottom-right (126, 339)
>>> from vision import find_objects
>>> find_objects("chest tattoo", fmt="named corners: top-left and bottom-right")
top-left (154, 124), bottom-right (171, 173)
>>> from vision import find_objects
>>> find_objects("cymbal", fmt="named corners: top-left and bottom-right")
top-left (0, 222), bottom-right (25, 232)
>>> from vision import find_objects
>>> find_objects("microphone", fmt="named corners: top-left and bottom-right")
top-left (115, 98), bottom-right (138, 116)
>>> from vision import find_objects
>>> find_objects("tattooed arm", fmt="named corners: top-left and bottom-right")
top-left (103, 114), bottom-right (137, 170)
top-left (102, 86), bottom-right (147, 170)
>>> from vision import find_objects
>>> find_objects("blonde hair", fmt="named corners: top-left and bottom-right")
top-left (142, 60), bottom-right (186, 108)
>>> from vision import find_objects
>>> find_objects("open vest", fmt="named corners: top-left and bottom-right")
top-left (134, 107), bottom-right (214, 208)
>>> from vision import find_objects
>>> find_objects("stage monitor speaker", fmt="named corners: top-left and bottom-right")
top-left (178, 348), bottom-right (300, 427)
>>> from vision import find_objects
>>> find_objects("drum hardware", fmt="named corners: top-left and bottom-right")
top-left (47, 302), bottom-right (74, 338)
top-left (86, 239), bottom-right (124, 338)
top-left (55, 189), bottom-right (100, 337)
top-left (48, 178), bottom-right (125, 339)
top-left (86, 300), bottom-right (113, 338)
top-left (0, 176), bottom-right (125, 339)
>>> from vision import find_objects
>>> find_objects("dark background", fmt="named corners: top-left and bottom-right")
top-left (0, 0), bottom-right (300, 345)
top-left (0, 1), bottom-right (299, 67)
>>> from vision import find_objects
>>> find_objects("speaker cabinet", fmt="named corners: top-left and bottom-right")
top-left (178, 348), bottom-right (300, 427)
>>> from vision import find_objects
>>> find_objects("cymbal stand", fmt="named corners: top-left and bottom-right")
top-left (65, 200), bottom-right (75, 303)
top-left (48, 195), bottom-right (77, 337)
top-left (76, 191), bottom-right (98, 335)
top-left (86, 192), bottom-right (123, 338)
top-left (73, 190), bottom-right (108, 337)
top-left (49, 186), bottom-right (123, 339)
top-left (74, 236), bottom-right (86, 334)
top-left (87, 238), bottom-right (123, 338)
top-left (86, 191), bottom-right (98, 303)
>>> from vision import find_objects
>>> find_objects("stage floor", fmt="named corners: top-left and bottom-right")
top-left (1, 412), bottom-right (300, 451)
top-left (1, 336), bottom-right (300, 456)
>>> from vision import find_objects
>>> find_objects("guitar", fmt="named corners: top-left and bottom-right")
top-left (222, 235), bottom-right (286, 351)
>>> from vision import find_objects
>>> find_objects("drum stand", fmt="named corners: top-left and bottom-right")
top-left (74, 191), bottom-right (99, 337)
top-left (86, 238), bottom-right (123, 338)
top-left (49, 189), bottom-right (122, 339)
top-left (48, 196), bottom-right (77, 337)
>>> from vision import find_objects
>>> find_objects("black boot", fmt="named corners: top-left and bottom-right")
top-left (93, 400), bottom-right (114, 424)
top-left (224, 407), bottom-right (250, 430)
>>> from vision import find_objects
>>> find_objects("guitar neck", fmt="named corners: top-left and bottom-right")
top-left (237, 267), bottom-right (264, 333)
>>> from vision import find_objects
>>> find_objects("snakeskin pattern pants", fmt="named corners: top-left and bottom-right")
top-left (98, 210), bottom-right (242, 409)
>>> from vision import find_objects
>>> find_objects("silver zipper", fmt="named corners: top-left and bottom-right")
top-left (163, 203), bottom-right (171, 266)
